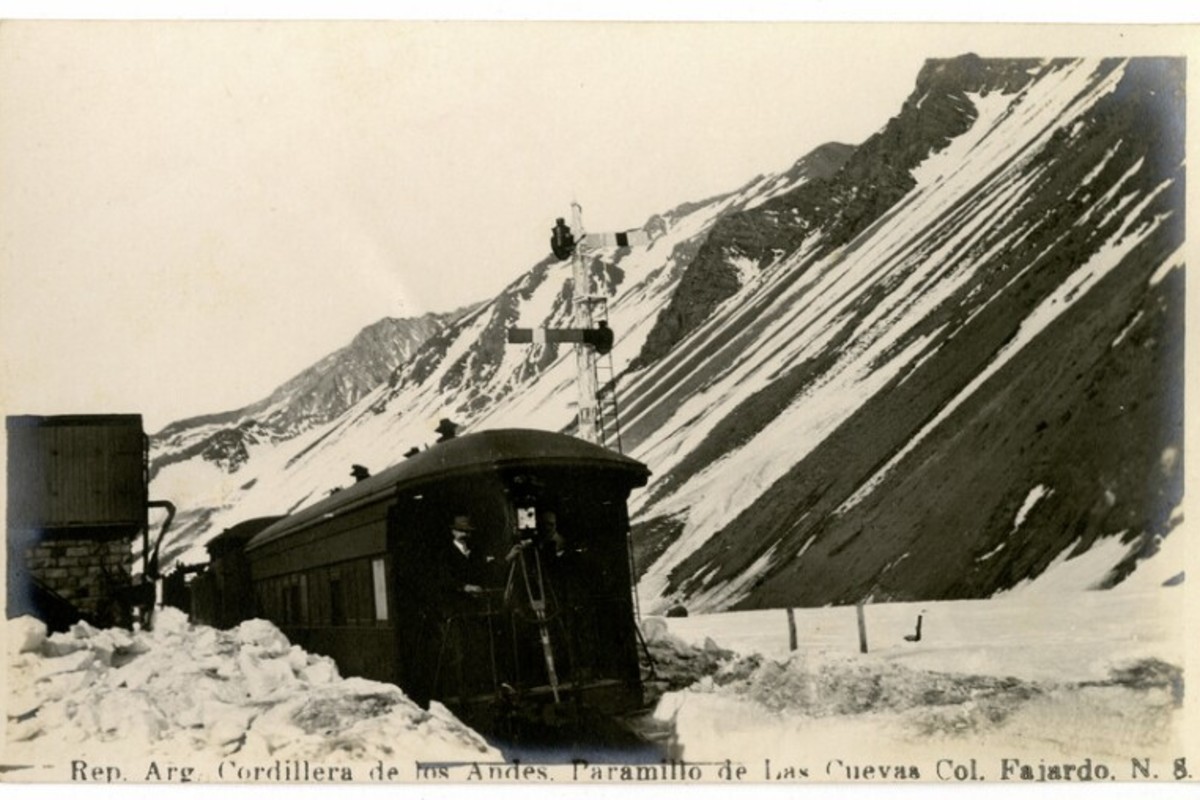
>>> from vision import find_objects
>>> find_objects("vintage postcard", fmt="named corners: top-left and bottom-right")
top-left (1, 17), bottom-right (1196, 788)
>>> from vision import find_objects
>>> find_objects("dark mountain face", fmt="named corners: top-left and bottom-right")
top-left (629, 57), bottom-right (1184, 610)
top-left (631, 141), bottom-right (856, 370)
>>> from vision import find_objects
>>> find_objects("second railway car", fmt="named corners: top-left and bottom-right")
top-left (206, 428), bottom-right (651, 738)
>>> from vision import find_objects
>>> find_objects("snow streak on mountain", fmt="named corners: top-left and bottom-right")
top-left (150, 56), bottom-right (1184, 615)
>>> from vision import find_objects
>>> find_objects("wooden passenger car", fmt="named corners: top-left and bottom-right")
top-left (187, 516), bottom-right (283, 630)
top-left (238, 429), bottom-right (651, 729)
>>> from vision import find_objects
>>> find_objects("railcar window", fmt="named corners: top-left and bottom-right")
top-left (371, 557), bottom-right (388, 622)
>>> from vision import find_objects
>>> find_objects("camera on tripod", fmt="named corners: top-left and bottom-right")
top-left (515, 503), bottom-right (544, 543)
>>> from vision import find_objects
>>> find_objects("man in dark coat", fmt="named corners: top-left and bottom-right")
top-left (430, 513), bottom-right (497, 700)
top-left (441, 514), bottom-right (488, 605)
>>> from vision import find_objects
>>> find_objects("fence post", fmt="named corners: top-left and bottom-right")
top-left (786, 608), bottom-right (798, 651)
top-left (856, 601), bottom-right (868, 654)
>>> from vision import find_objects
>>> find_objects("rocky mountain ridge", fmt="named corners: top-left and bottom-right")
top-left (150, 311), bottom-right (458, 480)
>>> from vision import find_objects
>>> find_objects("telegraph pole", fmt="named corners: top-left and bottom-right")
top-left (569, 202), bottom-right (601, 445)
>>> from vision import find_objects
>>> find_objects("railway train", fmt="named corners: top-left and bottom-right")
top-left (188, 428), bottom-right (654, 746)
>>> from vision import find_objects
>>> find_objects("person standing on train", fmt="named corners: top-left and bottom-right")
top-left (533, 510), bottom-right (591, 681)
top-left (442, 514), bottom-right (489, 603)
top-left (430, 513), bottom-right (497, 700)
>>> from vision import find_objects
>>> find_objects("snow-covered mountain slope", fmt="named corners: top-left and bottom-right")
top-left (150, 56), bottom-right (1183, 617)
top-left (148, 312), bottom-right (457, 552)
top-left (149, 143), bottom-right (851, 566)
top-left (153, 312), bottom-right (455, 472)
top-left (626, 56), bottom-right (1184, 611)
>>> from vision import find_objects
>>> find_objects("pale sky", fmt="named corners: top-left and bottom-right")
top-left (1, 20), bottom-right (1188, 432)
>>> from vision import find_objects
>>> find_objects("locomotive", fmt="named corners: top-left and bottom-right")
top-left (189, 428), bottom-right (653, 745)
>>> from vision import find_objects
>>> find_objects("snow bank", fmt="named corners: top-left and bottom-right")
top-left (653, 588), bottom-right (1185, 763)
top-left (640, 616), bottom-right (753, 696)
top-left (5, 609), bottom-right (498, 764)
top-left (658, 649), bottom-right (1183, 763)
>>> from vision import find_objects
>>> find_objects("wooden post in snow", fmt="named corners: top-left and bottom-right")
top-left (856, 601), bottom-right (869, 654)
top-left (786, 608), bottom-right (798, 652)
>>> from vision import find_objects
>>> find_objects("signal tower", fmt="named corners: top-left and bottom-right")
top-left (507, 203), bottom-right (644, 453)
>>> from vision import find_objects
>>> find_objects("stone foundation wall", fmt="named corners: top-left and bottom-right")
top-left (24, 537), bottom-right (131, 618)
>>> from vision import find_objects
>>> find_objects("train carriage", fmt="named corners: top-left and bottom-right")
top-left (232, 428), bottom-right (651, 737)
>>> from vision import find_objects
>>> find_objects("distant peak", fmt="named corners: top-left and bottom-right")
top-left (779, 141), bottom-right (857, 185)
top-left (914, 54), bottom-right (1047, 97)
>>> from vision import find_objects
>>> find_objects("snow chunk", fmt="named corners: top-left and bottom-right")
top-left (151, 606), bottom-right (192, 637)
top-left (37, 648), bottom-right (96, 678)
top-left (7, 616), bottom-right (47, 655)
top-left (239, 679), bottom-right (494, 762)
top-left (96, 688), bottom-right (166, 742)
top-left (202, 701), bottom-right (259, 750)
top-left (235, 618), bottom-right (292, 657)
top-left (640, 616), bottom-right (671, 644)
top-left (300, 654), bottom-right (340, 685)
top-left (238, 649), bottom-right (301, 701)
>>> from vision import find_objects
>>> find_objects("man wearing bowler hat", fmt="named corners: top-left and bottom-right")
top-left (432, 512), bottom-right (494, 700)
top-left (444, 513), bottom-right (486, 600)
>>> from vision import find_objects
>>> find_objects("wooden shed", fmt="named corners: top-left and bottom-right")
top-left (6, 414), bottom-right (149, 628)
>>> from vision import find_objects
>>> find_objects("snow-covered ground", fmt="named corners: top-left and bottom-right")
top-left (653, 550), bottom-right (1187, 767)
top-left (3, 609), bottom-right (498, 782)
top-left (3, 534), bottom-right (1189, 782)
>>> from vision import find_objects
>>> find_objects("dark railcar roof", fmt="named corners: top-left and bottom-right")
top-left (246, 429), bottom-right (649, 552)
top-left (7, 414), bottom-right (144, 429)
top-left (206, 516), bottom-right (285, 558)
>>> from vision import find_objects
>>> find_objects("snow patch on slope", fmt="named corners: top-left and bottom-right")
top-left (1012, 485), bottom-right (1052, 533)
top-left (1000, 535), bottom-right (1134, 597)
top-left (1149, 242), bottom-right (1185, 287)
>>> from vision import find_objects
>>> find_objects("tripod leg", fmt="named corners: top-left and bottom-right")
top-left (521, 552), bottom-right (562, 703)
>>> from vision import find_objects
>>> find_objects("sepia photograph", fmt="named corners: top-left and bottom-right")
top-left (1, 12), bottom-right (1195, 787)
